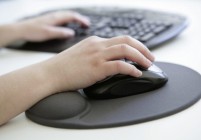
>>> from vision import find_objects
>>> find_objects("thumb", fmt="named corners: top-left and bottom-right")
top-left (45, 26), bottom-right (75, 39)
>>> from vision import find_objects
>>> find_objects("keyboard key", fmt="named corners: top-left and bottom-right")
top-left (153, 26), bottom-right (167, 34)
top-left (140, 33), bottom-right (155, 42)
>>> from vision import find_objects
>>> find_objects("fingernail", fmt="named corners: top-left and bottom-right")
top-left (81, 16), bottom-right (91, 26)
top-left (146, 59), bottom-right (152, 68)
top-left (146, 50), bottom-right (155, 62)
top-left (136, 70), bottom-right (142, 77)
top-left (150, 53), bottom-right (155, 62)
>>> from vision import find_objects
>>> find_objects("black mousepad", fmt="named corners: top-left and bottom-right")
top-left (26, 62), bottom-right (201, 129)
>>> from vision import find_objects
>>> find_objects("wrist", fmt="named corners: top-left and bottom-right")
top-left (9, 22), bottom-right (27, 41)
top-left (31, 62), bottom-right (59, 96)
top-left (39, 57), bottom-right (76, 94)
top-left (0, 23), bottom-right (24, 47)
top-left (38, 59), bottom-right (64, 94)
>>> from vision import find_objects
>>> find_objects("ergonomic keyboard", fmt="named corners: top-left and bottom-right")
top-left (8, 7), bottom-right (188, 53)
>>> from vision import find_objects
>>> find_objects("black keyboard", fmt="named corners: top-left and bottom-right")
top-left (8, 7), bottom-right (188, 52)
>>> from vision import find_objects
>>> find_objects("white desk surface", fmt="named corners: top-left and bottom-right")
top-left (0, 0), bottom-right (201, 139)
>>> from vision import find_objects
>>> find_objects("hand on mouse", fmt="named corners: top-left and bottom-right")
top-left (0, 35), bottom-right (154, 125)
top-left (42, 35), bottom-right (155, 92)
top-left (0, 11), bottom-right (90, 48)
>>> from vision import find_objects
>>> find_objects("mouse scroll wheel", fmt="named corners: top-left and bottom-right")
top-left (125, 60), bottom-right (147, 71)
top-left (134, 64), bottom-right (147, 71)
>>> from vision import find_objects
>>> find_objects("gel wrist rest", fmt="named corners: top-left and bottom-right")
top-left (25, 62), bottom-right (201, 129)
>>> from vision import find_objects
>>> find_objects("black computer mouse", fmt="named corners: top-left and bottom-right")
top-left (83, 62), bottom-right (168, 99)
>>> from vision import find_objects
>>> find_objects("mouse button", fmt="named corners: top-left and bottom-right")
top-left (28, 92), bottom-right (87, 120)
top-left (110, 79), bottom-right (153, 97)
top-left (142, 70), bottom-right (168, 80)
top-left (127, 61), bottom-right (147, 71)
top-left (141, 71), bottom-right (168, 88)
top-left (83, 80), bottom-right (120, 99)
top-left (154, 72), bottom-right (168, 79)
top-left (148, 64), bottom-right (163, 73)
top-left (112, 74), bottom-right (133, 81)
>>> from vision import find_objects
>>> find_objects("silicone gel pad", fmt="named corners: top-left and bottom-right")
top-left (27, 92), bottom-right (89, 119)
top-left (26, 62), bottom-right (201, 129)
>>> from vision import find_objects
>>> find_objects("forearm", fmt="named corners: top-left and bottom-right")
top-left (0, 35), bottom-right (155, 126)
top-left (0, 24), bottom-right (23, 48)
top-left (0, 62), bottom-right (55, 125)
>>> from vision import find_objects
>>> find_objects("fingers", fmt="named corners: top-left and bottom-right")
top-left (82, 36), bottom-right (153, 69)
top-left (44, 11), bottom-right (90, 27)
top-left (103, 35), bottom-right (155, 62)
top-left (41, 26), bottom-right (75, 40)
top-left (103, 61), bottom-right (142, 77)
top-left (104, 44), bottom-right (152, 68)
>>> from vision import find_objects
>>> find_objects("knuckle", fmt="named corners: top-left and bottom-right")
top-left (121, 35), bottom-right (132, 44)
top-left (119, 43), bottom-right (129, 54)
top-left (86, 36), bottom-right (101, 44)
top-left (115, 61), bottom-right (123, 72)
top-left (80, 36), bottom-right (104, 52)
top-left (70, 12), bottom-right (82, 18)
top-left (66, 10), bottom-right (77, 15)
top-left (42, 27), bottom-right (53, 37)
top-left (88, 35), bottom-right (100, 40)
top-left (49, 12), bottom-right (60, 20)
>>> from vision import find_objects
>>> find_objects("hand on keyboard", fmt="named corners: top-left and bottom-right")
top-left (8, 7), bottom-right (188, 52)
